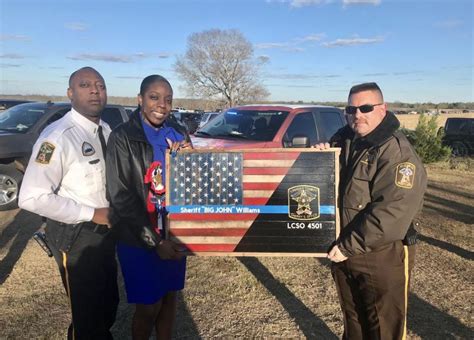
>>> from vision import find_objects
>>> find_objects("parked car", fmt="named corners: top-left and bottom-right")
top-left (0, 99), bottom-right (34, 111)
top-left (172, 112), bottom-right (203, 134)
top-left (0, 102), bottom-right (129, 210)
top-left (442, 117), bottom-right (474, 156)
top-left (124, 106), bottom-right (137, 117)
top-left (198, 112), bottom-right (220, 128)
top-left (192, 104), bottom-right (345, 149)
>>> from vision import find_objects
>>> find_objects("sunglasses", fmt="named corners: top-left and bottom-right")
top-left (345, 103), bottom-right (383, 115)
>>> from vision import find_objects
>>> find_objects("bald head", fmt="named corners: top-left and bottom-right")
top-left (68, 67), bottom-right (104, 87)
top-left (67, 67), bottom-right (107, 122)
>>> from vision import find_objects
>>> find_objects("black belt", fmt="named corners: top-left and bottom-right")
top-left (80, 222), bottom-right (110, 235)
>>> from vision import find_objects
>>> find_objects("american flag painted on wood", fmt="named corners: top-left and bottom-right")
top-left (166, 148), bottom-right (340, 256)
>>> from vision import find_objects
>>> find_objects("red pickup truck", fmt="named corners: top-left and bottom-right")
top-left (192, 104), bottom-right (346, 149)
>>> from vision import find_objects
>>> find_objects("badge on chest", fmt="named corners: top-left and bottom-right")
top-left (82, 142), bottom-right (96, 156)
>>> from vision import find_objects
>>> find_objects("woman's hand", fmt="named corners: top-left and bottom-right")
top-left (166, 138), bottom-right (193, 155)
top-left (156, 239), bottom-right (185, 260)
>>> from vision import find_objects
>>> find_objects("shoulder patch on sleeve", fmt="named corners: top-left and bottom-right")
top-left (35, 142), bottom-right (56, 164)
top-left (395, 162), bottom-right (416, 189)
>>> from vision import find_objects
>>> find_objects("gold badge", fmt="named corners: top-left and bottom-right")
top-left (395, 162), bottom-right (416, 189)
top-left (35, 142), bottom-right (55, 164)
top-left (288, 185), bottom-right (320, 220)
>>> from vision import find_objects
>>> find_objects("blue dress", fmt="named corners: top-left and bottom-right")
top-left (117, 118), bottom-right (186, 304)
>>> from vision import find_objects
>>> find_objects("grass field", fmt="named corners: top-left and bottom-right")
top-left (396, 113), bottom-right (474, 130)
top-left (0, 163), bottom-right (473, 339)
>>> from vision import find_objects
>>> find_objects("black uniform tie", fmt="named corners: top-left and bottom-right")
top-left (97, 125), bottom-right (107, 160)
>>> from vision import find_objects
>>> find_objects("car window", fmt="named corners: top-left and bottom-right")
top-left (36, 108), bottom-right (70, 133)
top-left (0, 104), bottom-right (46, 133)
top-left (458, 120), bottom-right (473, 135)
top-left (101, 108), bottom-right (124, 129)
top-left (208, 113), bottom-right (219, 122)
top-left (45, 109), bottom-right (69, 126)
top-left (0, 100), bottom-right (31, 111)
top-left (182, 113), bottom-right (202, 134)
top-left (284, 112), bottom-right (318, 145)
top-left (172, 112), bottom-right (182, 121)
top-left (196, 109), bottom-right (289, 141)
top-left (199, 112), bottom-right (221, 128)
top-left (316, 110), bottom-right (344, 142)
top-left (445, 119), bottom-right (473, 135)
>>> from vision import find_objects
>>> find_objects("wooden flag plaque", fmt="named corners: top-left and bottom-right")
top-left (166, 148), bottom-right (340, 257)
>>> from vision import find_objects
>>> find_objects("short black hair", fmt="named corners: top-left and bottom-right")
top-left (68, 66), bottom-right (102, 87)
top-left (139, 75), bottom-right (172, 96)
top-left (348, 82), bottom-right (383, 101)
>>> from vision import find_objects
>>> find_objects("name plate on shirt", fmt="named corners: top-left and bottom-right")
top-left (166, 148), bottom-right (340, 257)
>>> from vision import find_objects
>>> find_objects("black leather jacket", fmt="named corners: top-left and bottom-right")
top-left (106, 110), bottom-right (190, 248)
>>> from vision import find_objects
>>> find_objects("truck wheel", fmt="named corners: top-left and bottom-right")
top-left (0, 164), bottom-right (22, 211)
top-left (451, 142), bottom-right (468, 157)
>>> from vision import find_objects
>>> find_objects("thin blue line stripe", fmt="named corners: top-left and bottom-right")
top-left (167, 205), bottom-right (335, 214)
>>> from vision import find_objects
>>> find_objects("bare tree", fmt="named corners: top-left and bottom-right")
top-left (174, 29), bottom-right (269, 108)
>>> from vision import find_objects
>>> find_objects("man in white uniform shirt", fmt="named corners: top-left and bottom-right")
top-left (19, 67), bottom-right (118, 340)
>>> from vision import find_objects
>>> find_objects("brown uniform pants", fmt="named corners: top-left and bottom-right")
top-left (332, 241), bottom-right (414, 340)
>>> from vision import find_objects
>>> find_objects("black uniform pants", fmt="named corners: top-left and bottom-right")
top-left (331, 241), bottom-right (413, 340)
top-left (46, 221), bottom-right (119, 340)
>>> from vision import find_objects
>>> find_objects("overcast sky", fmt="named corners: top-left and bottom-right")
top-left (1, 0), bottom-right (472, 103)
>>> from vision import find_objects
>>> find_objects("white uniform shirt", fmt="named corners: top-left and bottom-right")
top-left (19, 108), bottom-right (111, 224)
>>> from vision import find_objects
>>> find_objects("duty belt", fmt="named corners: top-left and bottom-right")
top-left (80, 222), bottom-right (110, 235)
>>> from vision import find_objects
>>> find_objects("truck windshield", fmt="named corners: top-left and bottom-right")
top-left (0, 104), bottom-right (47, 133)
top-left (195, 109), bottom-right (289, 141)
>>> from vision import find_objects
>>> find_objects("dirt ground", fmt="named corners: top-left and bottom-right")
top-left (0, 163), bottom-right (472, 339)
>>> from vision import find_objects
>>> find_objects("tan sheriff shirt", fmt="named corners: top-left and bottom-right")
top-left (19, 108), bottom-right (111, 224)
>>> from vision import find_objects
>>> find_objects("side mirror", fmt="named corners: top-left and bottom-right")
top-left (291, 135), bottom-right (310, 148)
